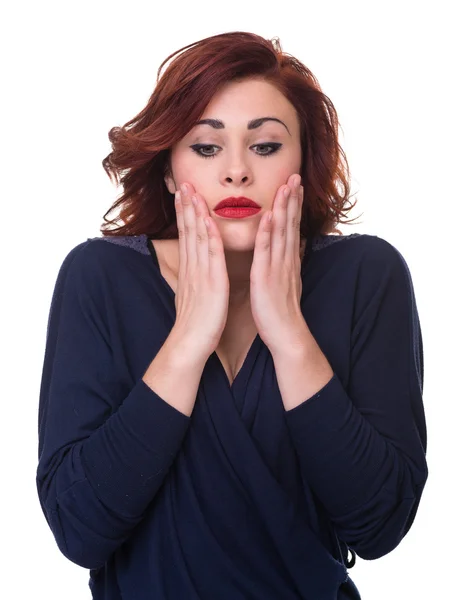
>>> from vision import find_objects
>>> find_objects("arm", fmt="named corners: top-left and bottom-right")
top-left (36, 243), bottom-right (206, 570)
top-left (274, 238), bottom-right (428, 560)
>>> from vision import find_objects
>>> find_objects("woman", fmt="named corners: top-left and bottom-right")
top-left (36, 32), bottom-right (428, 599)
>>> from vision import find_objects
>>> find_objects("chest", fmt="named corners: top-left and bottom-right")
top-left (215, 315), bottom-right (259, 387)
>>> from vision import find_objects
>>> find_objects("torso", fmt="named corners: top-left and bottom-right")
top-left (150, 238), bottom-right (258, 386)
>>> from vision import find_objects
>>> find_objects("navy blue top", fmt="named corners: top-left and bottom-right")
top-left (36, 232), bottom-right (428, 599)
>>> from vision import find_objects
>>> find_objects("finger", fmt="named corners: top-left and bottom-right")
top-left (285, 177), bottom-right (301, 263)
top-left (191, 192), bottom-right (211, 273)
top-left (271, 184), bottom-right (290, 265)
top-left (251, 206), bottom-right (274, 278)
top-left (174, 189), bottom-right (187, 285)
top-left (206, 215), bottom-right (228, 288)
top-left (297, 185), bottom-right (304, 260)
top-left (190, 192), bottom-right (227, 286)
top-left (180, 183), bottom-right (198, 271)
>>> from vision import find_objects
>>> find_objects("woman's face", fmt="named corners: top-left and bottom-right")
top-left (165, 77), bottom-right (302, 251)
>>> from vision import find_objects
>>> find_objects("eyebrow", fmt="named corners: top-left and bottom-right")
top-left (193, 117), bottom-right (291, 135)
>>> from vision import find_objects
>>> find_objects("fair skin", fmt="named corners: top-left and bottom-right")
top-left (163, 77), bottom-right (303, 311)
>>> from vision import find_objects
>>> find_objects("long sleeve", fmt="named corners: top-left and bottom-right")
top-left (284, 237), bottom-right (428, 560)
top-left (36, 242), bottom-right (191, 569)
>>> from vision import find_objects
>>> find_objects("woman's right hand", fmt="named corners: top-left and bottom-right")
top-left (172, 182), bottom-right (230, 360)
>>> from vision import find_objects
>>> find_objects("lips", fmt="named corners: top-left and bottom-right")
top-left (214, 206), bottom-right (261, 219)
top-left (214, 196), bottom-right (261, 210)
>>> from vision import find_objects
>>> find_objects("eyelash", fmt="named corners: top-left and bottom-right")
top-left (190, 143), bottom-right (282, 159)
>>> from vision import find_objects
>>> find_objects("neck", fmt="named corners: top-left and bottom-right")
top-left (223, 248), bottom-right (253, 307)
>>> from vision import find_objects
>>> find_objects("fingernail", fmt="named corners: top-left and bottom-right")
top-left (180, 183), bottom-right (187, 194)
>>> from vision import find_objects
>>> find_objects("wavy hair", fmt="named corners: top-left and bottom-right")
top-left (101, 31), bottom-right (360, 239)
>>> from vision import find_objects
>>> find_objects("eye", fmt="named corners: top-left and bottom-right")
top-left (189, 143), bottom-right (283, 159)
top-left (252, 143), bottom-right (282, 156)
top-left (190, 144), bottom-right (218, 159)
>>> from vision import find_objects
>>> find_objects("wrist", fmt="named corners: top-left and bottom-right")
top-left (167, 326), bottom-right (213, 367)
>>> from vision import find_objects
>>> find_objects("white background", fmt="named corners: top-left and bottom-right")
top-left (2, 1), bottom-right (461, 598)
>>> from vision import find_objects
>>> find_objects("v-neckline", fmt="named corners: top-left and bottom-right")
top-left (213, 332), bottom-right (262, 390)
top-left (146, 236), bottom-right (262, 391)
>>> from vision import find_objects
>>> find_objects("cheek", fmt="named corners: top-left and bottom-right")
top-left (171, 159), bottom-right (213, 200)
top-left (170, 151), bottom-right (203, 186)
top-left (267, 148), bottom-right (301, 186)
top-left (270, 166), bottom-right (297, 189)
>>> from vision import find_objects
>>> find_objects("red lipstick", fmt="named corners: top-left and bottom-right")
top-left (214, 196), bottom-right (262, 219)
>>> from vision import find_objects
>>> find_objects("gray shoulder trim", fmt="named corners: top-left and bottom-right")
top-left (311, 233), bottom-right (363, 251)
top-left (88, 232), bottom-right (363, 256)
top-left (88, 234), bottom-right (151, 256)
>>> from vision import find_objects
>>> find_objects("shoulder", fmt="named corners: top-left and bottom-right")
top-left (55, 234), bottom-right (151, 296)
top-left (61, 234), bottom-right (150, 269)
top-left (337, 235), bottom-right (418, 319)
top-left (313, 232), bottom-right (410, 275)
top-left (311, 233), bottom-right (416, 304)
top-left (313, 232), bottom-right (400, 258)
top-left (67, 234), bottom-right (150, 263)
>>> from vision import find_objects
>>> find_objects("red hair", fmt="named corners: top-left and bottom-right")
top-left (101, 31), bottom-right (360, 239)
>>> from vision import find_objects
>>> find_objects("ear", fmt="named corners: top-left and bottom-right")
top-left (163, 154), bottom-right (177, 195)
top-left (164, 171), bottom-right (176, 195)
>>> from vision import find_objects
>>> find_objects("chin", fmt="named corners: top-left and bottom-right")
top-left (221, 236), bottom-right (256, 253)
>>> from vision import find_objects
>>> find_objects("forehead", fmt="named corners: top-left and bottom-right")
top-left (200, 78), bottom-right (299, 129)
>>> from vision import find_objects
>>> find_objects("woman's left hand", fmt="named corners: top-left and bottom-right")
top-left (250, 173), bottom-right (307, 355)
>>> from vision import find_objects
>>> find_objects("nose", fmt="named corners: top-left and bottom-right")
top-left (225, 174), bottom-right (248, 184)
top-left (222, 151), bottom-right (252, 185)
